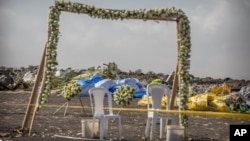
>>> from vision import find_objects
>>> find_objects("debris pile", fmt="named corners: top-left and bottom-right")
top-left (0, 65), bottom-right (249, 92)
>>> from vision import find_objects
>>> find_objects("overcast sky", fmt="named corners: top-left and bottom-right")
top-left (0, 0), bottom-right (249, 80)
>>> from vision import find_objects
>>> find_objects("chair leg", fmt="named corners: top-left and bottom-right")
top-left (160, 118), bottom-right (166, 139)
top-left (104, 118), bottom-right (108, 137)
top-left (91, 118), bottom-right (95, 138)
top-left (99, 118), bottom-right (104, 140)
top-left (145, 118), bottom-right (151, 138)
top-left (150, 117), bottom-right (157, 140)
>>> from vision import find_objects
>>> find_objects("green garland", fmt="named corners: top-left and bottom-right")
top-left (40, 0), bottom-right (191, 127)
top-left (177, 13), bottom-right (191, 127)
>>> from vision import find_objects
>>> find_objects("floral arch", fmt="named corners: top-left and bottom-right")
top-left (22, 0), bottom-right (191, 135)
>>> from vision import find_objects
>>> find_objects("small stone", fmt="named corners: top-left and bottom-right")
top-left (0, 132), bottom-right (10, 137)
top-left (32, 133), bottom-right (36, 137)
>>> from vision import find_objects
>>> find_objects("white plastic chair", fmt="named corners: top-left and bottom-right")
top-left (89, 87), bottom-right (122, 140)
top-left (145, 83), bottom-right (177, 140)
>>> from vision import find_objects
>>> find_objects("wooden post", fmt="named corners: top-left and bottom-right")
top-left (21, 46), bottom-right (46, 136)
top-left (28, 47), bottom-right (47, 136)
top-left (22, 14), bottom-right (51, 135)
top-left (167, 21), bottom-right (180, 125)
top-left (170, 21), bottom-right (181, 109)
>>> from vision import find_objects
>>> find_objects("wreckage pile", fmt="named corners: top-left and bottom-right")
top-left (0, 65), bottom-right (249, 91)
top-left (0, 66), bottom-right (250, 91)
top-left (1, 64), bottom-right (250, 112)
top-left (0, 66), bottom-right (37, 91)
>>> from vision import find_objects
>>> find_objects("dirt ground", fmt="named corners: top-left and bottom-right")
top-left (0, 91), bottom-right (250, 141)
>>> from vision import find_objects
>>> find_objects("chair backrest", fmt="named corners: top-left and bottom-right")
top-left (147, 83), bottom-right (171, 110)
top-left (89, 87), bottom-right (114, 116)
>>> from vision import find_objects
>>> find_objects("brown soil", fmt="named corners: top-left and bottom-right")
top-left (0, 91), bottom-right (249, 141)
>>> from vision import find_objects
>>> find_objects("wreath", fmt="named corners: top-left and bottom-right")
top-left (114, 85), bottom-right (135, 106)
